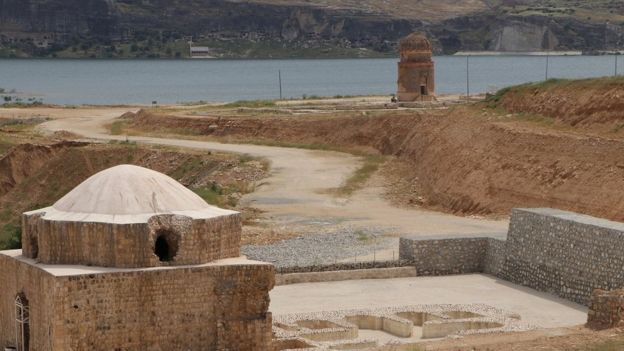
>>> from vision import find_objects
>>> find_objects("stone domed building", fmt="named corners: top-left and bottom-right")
top-left (397, 33), bottom-right (435, 102)
top-left (0, 165), bottom-right (274, 351)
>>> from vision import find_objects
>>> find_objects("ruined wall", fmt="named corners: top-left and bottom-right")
top-left (587, 289), bottom-right (624, 330)
top-left (0, 253), bottom-right (274, 351)
top-left (24, 212), bottom-right (241, 268)
top-left (0, 252), bottom-right (55, 351)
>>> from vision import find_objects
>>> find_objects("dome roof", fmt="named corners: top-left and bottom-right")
top-left (400, 33), bottom-right (432, 52)
top-left (31, 165), bottom-right (235, 224)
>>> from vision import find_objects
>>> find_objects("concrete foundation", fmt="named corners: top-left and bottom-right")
top-left (272, 303), bottom-right (526, 350)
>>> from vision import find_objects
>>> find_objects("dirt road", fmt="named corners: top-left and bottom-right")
top-left (27, 107), bottom-right (508, 239)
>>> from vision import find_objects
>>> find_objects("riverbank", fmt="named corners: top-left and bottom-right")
top-left (0, 56), bottom-right (622, 105)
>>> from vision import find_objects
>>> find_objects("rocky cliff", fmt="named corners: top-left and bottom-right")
top-left (0, 0), bottom-right (623, 58)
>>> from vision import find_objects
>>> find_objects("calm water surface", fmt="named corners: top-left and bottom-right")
top-left (0, 56), bottom-right (621, 105)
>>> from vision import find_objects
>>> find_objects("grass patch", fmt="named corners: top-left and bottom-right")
top-left (223, 100), bottom-right (276, 108)
top-left (193, 184), bottom-right (225, 206)
top-left (193, 181), bottom-right (256, 208)
top-left (245, 139), bottom-right (335, 151)
top-left (0, 100), bottom-right (45, 108)
top-left (613, 123), bottom-right (624, 133)
top-left (0, 139), bottom-right (14, 157)
top-left (514, 112), bottom-right (556, 126)
top-left (355, 230), bottom-right (374, 243)
top-left (107, 139), bottom-right (138, 147)
top-left (237, 153), bottom-right (271, 171)
top-left (238, 153), bottom-right (256, 163)
top-left (487, 76), bottom-right (624, 108)
top-left (334, 155), bottom-right (385, 196)
top-left (110, 120), bottom-right (126, 135)
top-left (180, 100), bottom-right (210, 106)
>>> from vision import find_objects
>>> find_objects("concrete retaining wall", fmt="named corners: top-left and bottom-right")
top-left (276, 267), bottom-right (417, 286)
top-left (483, 238), bottom-right (507, 276)
top-left (275, 260), bottom-right (410, 274)
top-left (500, 208), bottom-right (624, 305)
top-left (400, 208), bottom-right (624, 306)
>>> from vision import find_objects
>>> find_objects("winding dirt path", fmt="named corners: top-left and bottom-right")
top-left (26, 107), bottom-right (508, 238)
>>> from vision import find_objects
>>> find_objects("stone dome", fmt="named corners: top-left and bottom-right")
top-left (399, 33), bottom-right (432, 52)
top-left (36, 164), bottom-right (234, 224)
top-left (22, 164), bottom-right (241, 268)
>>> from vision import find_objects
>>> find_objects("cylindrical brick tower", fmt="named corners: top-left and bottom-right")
top-left (397, 33), bottom-right (435, 102)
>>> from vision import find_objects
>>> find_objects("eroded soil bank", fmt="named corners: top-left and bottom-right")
top-left (494, 77), bottom-right (624, 128)
top-left (125, 104), bottom-right (624, 222)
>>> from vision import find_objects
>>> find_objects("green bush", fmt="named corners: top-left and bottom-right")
top-left (0, 224), bottom-right (21, 250)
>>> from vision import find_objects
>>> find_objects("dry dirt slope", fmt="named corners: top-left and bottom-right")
top-left (125, 83), bottom-right (624, 222)
top-left (493, 77), bottom-right (624, 128)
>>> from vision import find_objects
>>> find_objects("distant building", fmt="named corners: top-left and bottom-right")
top-left (189, 44), bottom-right (211, 58)
top-left (397, 33), bottom-right (435, 102)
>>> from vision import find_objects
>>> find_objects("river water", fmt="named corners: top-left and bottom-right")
top-left (0, 55), bottom-right (620, 105)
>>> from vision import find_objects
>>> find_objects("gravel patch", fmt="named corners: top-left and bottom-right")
top-left (242, 226), bottom-right (395, 268)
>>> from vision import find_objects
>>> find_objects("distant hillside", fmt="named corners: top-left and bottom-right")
top-left (1, 0), bottom-right (623, 58)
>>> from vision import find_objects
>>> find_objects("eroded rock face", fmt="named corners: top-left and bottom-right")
top-left (490, 23), bottom-right (559, 52)
top-left (1, 0), bottom-right (622, 57)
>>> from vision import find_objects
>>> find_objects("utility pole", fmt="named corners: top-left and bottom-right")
top-left (545, 52), bottom-right (549, 81)
top-left (466, 55), bottom-right (470, 101)
top-left (616, 55), bottom-right (619, 77)
top-left (605, 20), bottom-right (610, 52)
top-left (278, 70), bottom-right (283, 100)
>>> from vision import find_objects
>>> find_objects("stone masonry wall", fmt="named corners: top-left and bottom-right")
top-left (0, 252), bottom-right (55, 351)
top-left (0, 252), bottom-right (275, 351)
top-left (398, 236), bottom-right (490, 275)
top-left (499, 208), bottom-right (624, 306)
top-left (24, 212), bottom-right (241, 268)
top-left (50, 263), bottom-right (275, 351)
top-left (483, 238), bottom-right (507, 276)
top-left (400, 208), bottom-right (624, 307)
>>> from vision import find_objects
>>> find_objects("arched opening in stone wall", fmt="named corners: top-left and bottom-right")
top-left (154, 229), bottom-right (179, 262)
top-left (15, 293), bottom-right (30, 351)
